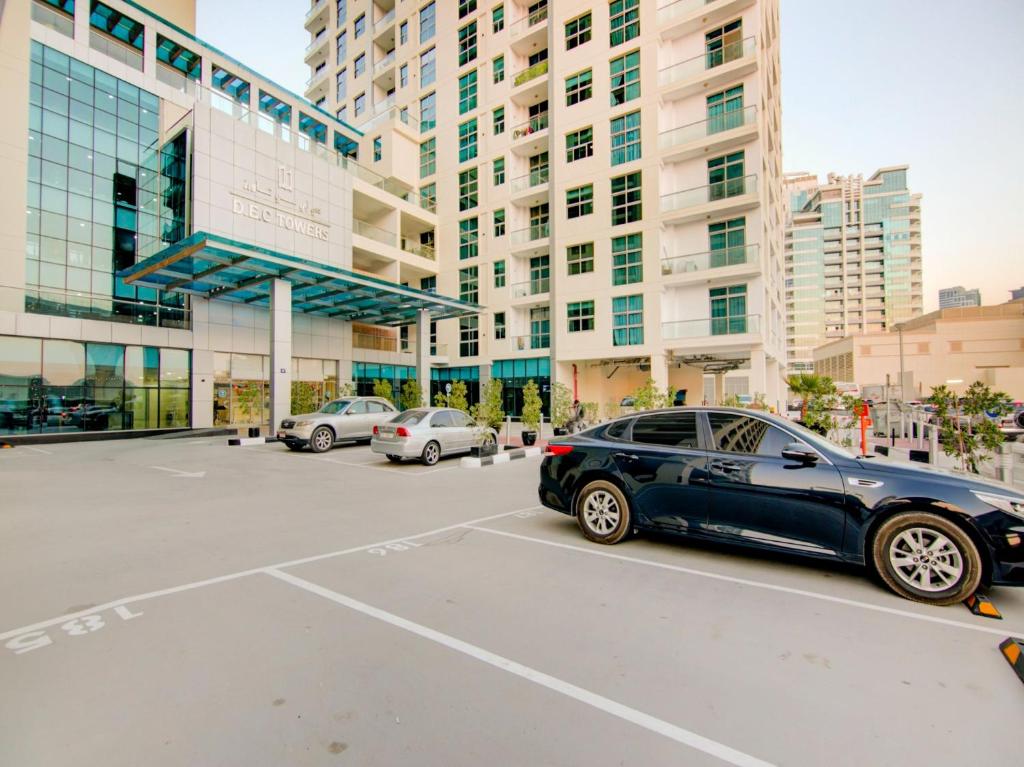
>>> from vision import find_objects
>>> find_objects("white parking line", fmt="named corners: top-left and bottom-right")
top-left (21, 446), bottom-right (53, 455)
top-left (313, 455), bottom-right (462, 476)
top-left (265, 568), bottom-right (774, 767)
top-left (0, 506), bottom-right (542, 643)
top-left (464, 525), bottom-right (1024, 639)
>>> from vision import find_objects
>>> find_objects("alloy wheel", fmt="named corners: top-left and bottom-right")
top-left (887, 527), bottom-right (964, 592)
top-left (312, 428), bottom-right (332, 452)
top-left (582, 490), bottom-right (620, 535)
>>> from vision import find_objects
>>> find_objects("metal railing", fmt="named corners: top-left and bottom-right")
top-left (509, 222), bottom-right (550, 245)
top-left (659, 36), bottom-right (756, 86)
top-left (374, 8), bottom-right (396, 31)
top-left (306, 66), bottom-right (329, 89)
top-left (511, 278), bottom-right (550, 298)
top-left (511, 112), bottom-right (549, 139)
top-left (512, 334), bottom-right (550, 351)
top-left (400, 238), bottom-right (436, 260)
top-left (305, 31), bottom-right (329, 56)
top-left (373, 50), bottom-right (396, 75)
top-left (662, 314), bottom-right (760, 339)
top-left (352, 220), bottom-right (396, 246)
top-left (658, 105), bottom-right (757, 150)
top-left (661, 174), bottom-right (757, 212)
top-left (305, 0), bottom-right (328, 24)
top-left (661, 244), bottom-right (758, 276)
top-left (510, 168), bottom-right (549, 193)
top-left (509, 5), bottom-right (549, 38)
top-left (513, 60), bottom-right (549, 87)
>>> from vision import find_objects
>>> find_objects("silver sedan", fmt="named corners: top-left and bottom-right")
top-left (370, 407), bottom-right (498, 465)
top-left (277, 397), bottom-right (398, 453)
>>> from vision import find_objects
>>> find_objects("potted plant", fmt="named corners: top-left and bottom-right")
top-left (550, 382), bottom-right (573, 436)
top-left (469, 378), bottom-right (504, 457)
top-left (521, 379), bottom-right (542, 446)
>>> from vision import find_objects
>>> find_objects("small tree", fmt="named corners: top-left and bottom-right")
top-left (521, 379), bottom-right (542, 433)
top-left (787, 373), bottom-right (832, 421)
top-left (802, 377), bottom-right (840, 436)
top-left (433, 390), bottom-right (448, 407)
top-left (400, 379), bottom-right (422, 410)
top-left (338, 382), bottom-right (356, 397)
top-left (930, 382), bottom-right (1012, 473)
top-left (236, 382), bottom-right (261, 423)
top-left (290, 381), bottom-right (318, 414)
top-left (469, 378), bottom-right (505, 447)
top-left (549, 382), bottom-right (573, 430)
top-left (631, 378), bottom-right (666, 411)
top-left (372, 378), bottom-right (395, 406)
top-left (581, 401), bottom-right (599, 425)
top-left (448, 380), bottom-right (469, 413)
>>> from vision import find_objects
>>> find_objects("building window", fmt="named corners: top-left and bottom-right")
top-left (492, 4), bottom-right (505, 33)
top-left (494, 209), bottom-right (506, 237)
top-left (373, 137), bottom-right (382, 161)
top-left (399, 64), bottom-right (409, 88)
top-left (336, 69), bottom-right (347, 100)
top-left (354, 13), bottom-right (367, 38)
top-left (493, 156), bottom-right (506, 185)
top-left (493, 106), bottom-right (505, 134)
top-left (709, 217), bottom-right (746, 267)
top-left (337, 106), bottom-right (348, 122)
top-left (493, 54), bottom-right (505, 83)
top-left (419, 137), bottom-right (436, 177)
top-left (459, 217), bottom-right (479, 259)
top-left (611, 172), bottom-right (642, 225)
top-left (420, 1), bottom-right (436, 43)
top-left (337, 0), bottom-right (347, 25)
top-left (419, 91), bottom-right (436, 131)
top-left (565, 127), bottom-right (594, 162)
top-left (567, 185), bottom-right (594, 219)
top-left (612, 294), bottom-right (644, 346)
top-left (459, 266), bottom-right (479, 303)
top-left (710, 284), bottom-right (748, 335)
top-left (336, 31), bottom-right (347, 63)
top-left (458, 70), bottom-right (478, 114)
top-left (706, 20), bottom-right (743, 69)
top-left (529, 151), bottom-right (549, 185)
top-left (530, 202), bottom-right (550, 239)
top-left (610, 50), bottom-right (640, 106)
top-left (494, 259), bottom-right (506, 288)
top-left (612, 232), bottom-right (643, 284)
top-left (400, 20), bottom-right (408, 45)
top-left (459, 168), bottom-right (478, 210)
top-left (530, 306), bottom-right (550, 349)
top-left (567, 243), bottom-right (595, 275)
top-left (708, 151), bottom-right (746, 199)
top-left (494, 311), bottom-right (506, 340)
top-left (354, 53), bottom-right (366, 77)
top-left (459, 118), bottom-right (478, 162)
top-left (458, 21), bottom-right (478, 67)
top-left (609, 0), bottom-right (639, 47)
top-left (354, 92), bottom-right (366, 116)
top-left (420, 182), bottom-right (437, 212)
top-left (610, 110), bottom-right (641, 165)
top-left (568, 300), bottom-right (595, 332)
top-left (566, 13), bottom-right (592, 50)
top-left (565, 69), bottom-right (593, 106)
top-left (459, 0), bottom-right (477, 18)
top-left (707, 85), bottom-right (744, 133)
top-left (460, 316), bottom-right (479, 357)
top-left (420, 47), bottom-right (436, 87)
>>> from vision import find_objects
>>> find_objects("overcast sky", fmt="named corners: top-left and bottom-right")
top-left (197, 0), bottom-right (1024, 311)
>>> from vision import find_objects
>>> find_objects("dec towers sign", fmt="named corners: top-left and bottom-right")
top-left (231, 165), bottom-right (330, 242)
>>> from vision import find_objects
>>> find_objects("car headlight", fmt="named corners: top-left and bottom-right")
top-left (292, 420), bottom-right (312, 428)
top-left (972, 490), bottom-right (1024, 520)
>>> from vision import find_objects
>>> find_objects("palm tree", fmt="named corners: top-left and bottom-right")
top-left (787, 373), bottom-right (831, 421)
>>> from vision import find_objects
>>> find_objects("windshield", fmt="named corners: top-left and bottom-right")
top-left (319, 399), bottom-right (352, 414)
top-left (392, 409), bottom-right (428, 425)
top-left (782, 418), bottom-right (857, 458)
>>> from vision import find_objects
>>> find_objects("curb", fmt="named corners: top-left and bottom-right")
top-left (461, 446), bottom-right (542, 468)
top-left (228, 436), bottom-right (279, 446)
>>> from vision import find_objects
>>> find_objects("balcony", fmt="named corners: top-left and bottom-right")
top-left (509, 5), bottom-right (548, 55)
top-left (660, 174), bottom-right (758, 225)
top-left (353, 220), bottom-right (397, 247)
top-left (662, 314), bottom-right (761, 345)
top-left (510, 278), bottom-right (550, 305)
top-left (373, 50), bottom-right (396, 76)
top-left (509, 334), bottom-right (550, 352)
top-left (372, 92), bottom-right (396, 115)
top-left (509, 222), bottom-right (550, 256)
top-left (305, 66), bottom-right (330, 97)
top-left (400, 238), bottom-right (436, 260)
top-left (661, 244), bottom-right (759, 283)
top-left (658, 0), bottom-right (756, 40)
top-left (374, 8), bottom-right (396, 33)
top-left (659, 36), bottom-right (756, 101)
top-left (304, 0), bottom-right (329, 30)
top-left (510, 112), bottom-right (549, 157)
top-left (511, 60), bottom-right (549, 105)
top-left (659, 105), bottom-right (757, 163)
top-left (304, 31), bottom-right (329, 63)
top-left (509, 169), bottom-right (549, 205)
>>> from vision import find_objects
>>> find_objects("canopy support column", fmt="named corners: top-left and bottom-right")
top-left (415, 309), bottom-right (430, 407)
top-left (269, 279), bottom-right (292, 433)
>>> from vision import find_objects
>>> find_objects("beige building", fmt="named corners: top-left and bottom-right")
top-left (309, 0), bottom-right (787, 412)
top-left (813, 300), bottom-right (1024, 401)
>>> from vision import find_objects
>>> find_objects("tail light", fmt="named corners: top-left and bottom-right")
top-left (372, 425), bottom-right (379, 436)
top-left (396, 426), bottom-right (411, 438)
top-left (547, 444), bottom-right (574, 456)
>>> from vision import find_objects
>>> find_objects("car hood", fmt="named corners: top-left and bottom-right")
top-left (853, 455), bottom-right (1024, 497)
top-left (290, 411), bottom-right (330, 421)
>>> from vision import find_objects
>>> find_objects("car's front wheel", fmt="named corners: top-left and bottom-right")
top-left (308, 426), bottom-right (334, 454)
top-left (872, 512), bottom-right (982, 605)
top-left (576, 480), bottom-right (631, 544)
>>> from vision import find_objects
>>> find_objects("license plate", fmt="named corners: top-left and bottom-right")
top-left (277, 431), bottom-right (286, 439)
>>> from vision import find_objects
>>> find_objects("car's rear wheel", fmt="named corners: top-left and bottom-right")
top-left (421, 441), bottom-right (440, 466)
top-left (386, 454), bottom-right (402, 463)
top-left (576, 480), bottom-right (631, 544)
top-left (871, 512), bottom-right (982, 605)
top-left (309, 426), bottom-right (334, 454)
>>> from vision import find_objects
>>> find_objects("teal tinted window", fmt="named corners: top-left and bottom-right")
top-left (90, 1), bottom-right (144, 50)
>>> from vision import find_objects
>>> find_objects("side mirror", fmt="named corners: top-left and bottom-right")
top-left (782, 442), bottom-right (819, 464)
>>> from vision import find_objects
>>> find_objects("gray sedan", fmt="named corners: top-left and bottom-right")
top-left (277, 397), bottom-right (398, 453)
top-left (371, 407), bottom-right (498, 465)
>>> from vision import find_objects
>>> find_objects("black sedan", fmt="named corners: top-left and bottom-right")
top-left (539, 407), bottom-right (1024, 605)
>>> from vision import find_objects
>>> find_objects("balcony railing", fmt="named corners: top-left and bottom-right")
top-left (657, 0), bottom-right (715, 26)
top-left (661, 244), bottom-right (758, 276)
top-left (372, 93), bottom-right (396, 114)
top-left (659, 36), bottom-right (756, 86)
top-left (353, 220), bottom-right (396, 246)
top-left (513, 60), bottom-right (549, 87)
top-left (509, 5), bottom-right (549, 38)
top-left (400, 238), bottom-right (436, 260)
top-left (374, 8), bottom-right (396, 31)
top-left (509, 222), bottom-right (550, 245)
top-left (510, 168), bottom-right (549, 193)
top-left (662, 314), bottom-right (760, 339)
top-left (305, 32), bottom-right (329, 56)
top-left (659, 105), bottom-right (757, 150)
top-left (661, 174), bottom-right (757, 212)
top-left (511, 112), bottom-right (549, 139)
top-left (511, 278), bottom-right (550, 298)
top-left (512, 334), bottom-right (550, 351)
top-left (373, 50), bottom-right (396, 75)
top-left (305, 0), bottom-right (328, 23)
top-left (31, 0), bottom-right (74, 38)
top-left (306, 66), bottom-right (329, 89)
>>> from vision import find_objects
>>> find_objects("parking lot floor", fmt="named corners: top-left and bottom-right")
top-left (2, 436), bottom-right (1023, 766)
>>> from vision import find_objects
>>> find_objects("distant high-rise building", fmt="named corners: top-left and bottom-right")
top-left (1011, 287), bottom-right (1024, 301)
top-left (783, 168), bottom-right (923, 373)
top-left (938, 286), bottom-right (981, 309)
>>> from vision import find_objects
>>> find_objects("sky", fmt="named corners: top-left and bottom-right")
top-left (196, 0), bottom-right (1024, 312)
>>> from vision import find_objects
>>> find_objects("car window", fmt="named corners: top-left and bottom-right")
top-left (706, 413), bottom-right (794, 456)
top-left (604, 418), bottom-right (632, 440)
top-left (393, 409), bottom-right (427, 425)
top-left (431, 411), bottom-right (454, 427)
top-left (631, 412), bottom-right (700, 449)
top-left (366, 401), bottom-right (388, 413)
top-left (450, 410), bottom-right (473, 427)
top-left (347, 400), bottom-right (368, 415)
top-left (320, 399), bottom-right (352, 414)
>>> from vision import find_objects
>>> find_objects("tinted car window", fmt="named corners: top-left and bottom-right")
top-left (347, 400), bottom-right (368, 414)
top-left (320, 399), bottom-right (352, 414)
top-left (631, 412), bottom-right (699, 448)
top-left (393, 409), bottom-right (427, 425)
top-left (366, 400), bottom-right (388, 413)
top-left (431, 411), bottom-right (455, 427)
top-left (605, 419), bottom-right (631, 440)
top-left (450, 411), bottom-right (473, 427)
top-left (707, 413), bottom-right (793, 456)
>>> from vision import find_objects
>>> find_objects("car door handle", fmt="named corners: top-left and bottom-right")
top-left (710, 460), bottom-right (742, 472)
top-left (614, 452), bottom-right (639, 462)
